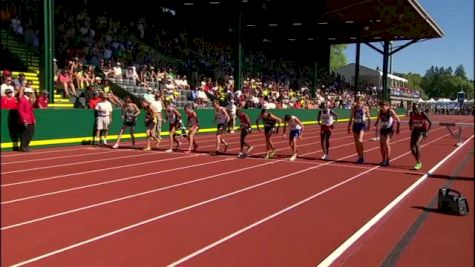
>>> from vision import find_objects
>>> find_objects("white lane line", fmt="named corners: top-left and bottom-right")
top-left (9, 164), bottom-right (323, 267)
top-left (1, 157), bottom-right (231, 205)
top-left (167, 133), bottom-right (451, 266)
top-left (1, 150), bottom-right (127, 165)
top-left (1, 159), bottom-right (275, 230)
top-left (2, 135), bottom-right (362, 228)
top-left (1, 127), bottom-right (345, 187)
top-left (1, 147), bottom-right (92, 158)
top-left (316, 135), bottom-right (474, 267)
top-left (1, 150), bottom-right (160, 175)
top-left (9, 128), bottom-right (430, 266)
top-left (2, 154), bottom-right (196, 187)
top-left (0, 127), bottom-right (324, 175)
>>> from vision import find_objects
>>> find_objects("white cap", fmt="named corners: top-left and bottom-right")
top-left (24, 88), bottom-right (34, 93)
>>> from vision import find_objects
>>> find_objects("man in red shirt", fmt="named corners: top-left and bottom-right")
top-left (17, 88), bottom-right (36, 152)
top-left (0, 88), bottom-right (18, 109)
top-left (89, 91), bottom-right (101, 109)
top-left (34, 90), bottom-right (49, 109)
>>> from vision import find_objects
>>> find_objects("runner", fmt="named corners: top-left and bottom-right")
top-left (164, 100), bottom-right (182, 152)
top-left (236, 109), bottom-right (253, 158)
top-left (282, 114), bottom-right (304, 161)
top-left (409, 102), bottom-right (432, 170)
top-left (348, 97), bottom-right (371, 163)
top-left (212, 99), bottom-right (230, 154)
top-left (256, 109), bottom-right (282, 159)
top-left (317, 102), bottom-right (338, 160)
top-left (141, 98), bottom-right (161, 151)
top-left (374, 101), bottom-right (400, 166)
top-left (112, 96), bottom-right (141, 149)
top-left (184, 104), bottom-right (199, 153)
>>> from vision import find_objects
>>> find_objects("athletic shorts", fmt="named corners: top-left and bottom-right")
top-left (96, 116), bottom-right (110, 130)
top-left (217, 123), bottom-right (226, 134)
top-left (321, 125), bottom-right (333, 133)
top-left (289, 129), bottom-right (302, 139)
top-left (169, 121), bottom-right (180, 130)
top-left (264, 126), bottom-right (275, 135)
top-left (352, 123), bottom-right (366, 133)
top-left (241, 126), bottom-right (252, 134)
top-left (145, 120), bottom-right (156, 130)
top-left (411, 129), bottom-right (427, 140)
top-left (380, 126), bottom-right (394, 137)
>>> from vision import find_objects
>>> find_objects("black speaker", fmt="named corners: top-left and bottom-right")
top-left (437, 188), bottom-right (469, 216)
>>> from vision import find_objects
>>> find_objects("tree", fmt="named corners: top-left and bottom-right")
top-left (421, 65), bottom-right (474, 99)
top-left (330, 44), bottom-right (347, 71)
top-left (394, 72), bottom-right (423, 90)
top-left (454, 65), bottom-right (467, 80)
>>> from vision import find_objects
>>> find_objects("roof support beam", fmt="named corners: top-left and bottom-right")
top-left (389, 39), bottom-right (419, 55)
top-left (364, 42), bottom-right (384, 54)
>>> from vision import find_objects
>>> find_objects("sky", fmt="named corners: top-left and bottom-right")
top-left (344, 0), bottom-right (474, 80)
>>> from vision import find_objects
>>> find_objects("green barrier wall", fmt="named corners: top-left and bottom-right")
top-left (1, 108), bottom-right (405, 150)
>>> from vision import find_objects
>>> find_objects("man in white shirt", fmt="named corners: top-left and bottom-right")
top-left (1, 76), bottom-right (15, 96)
top-left (226, 100), bottom-right (237, 133)
top-left (151, 92), bottom-right (163, 139)
top-left (94, 93), bottom-right (113, 145)
top-left (113, 63), bottom-right (122, 79)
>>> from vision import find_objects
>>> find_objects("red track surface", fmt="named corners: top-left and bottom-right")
top-left (1, 115), bottom-right (473, 267)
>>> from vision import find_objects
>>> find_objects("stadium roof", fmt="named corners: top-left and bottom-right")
top-left (156, 0), bottom-right (444, 44)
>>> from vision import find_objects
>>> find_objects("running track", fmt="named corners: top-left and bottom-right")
top-left (1, 115), bottom-right (473, 267)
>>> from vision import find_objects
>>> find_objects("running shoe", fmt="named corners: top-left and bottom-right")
top-left (112, 144), bottom-right (119, 149)
top-left (321, 154), bottom-right (328, 160)
top-left (356, 158), bottom-right (364, 164)
top-left (269, 149), bottom-right (277, 158)
top-left (289, 154), bottom-right (297, 161)
top-left (143, 147), bottom-right (152, 151)
top-left (237, 152), bottom-right (243, 158)
top-left (247, 146), bottom-right (254, 154)
top-left (380, 160), bottom-right (390, 167)
top-left (413, 162), bottom-right (422, 170)
top-left (264, 153), bottom-right (270, 159)
top-left (165, 149), bottom-right (173, 153)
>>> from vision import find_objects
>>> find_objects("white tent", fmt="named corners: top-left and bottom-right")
top-left (417, 98), bottom-right (425, 103)
top-left (426, 98), bottom-right (437, 103)
top-left (335, 63), bottom-right (408, 88)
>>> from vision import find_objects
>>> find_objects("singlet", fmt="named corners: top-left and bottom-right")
top-left (123, 104), bottom-right (136, 124)
top-left (411, 112), bottom-right (427, 130)
top-left (380, 110), bottom-right (393, 129)
top-left (263, 115), bottom-right (276, 128)
top-left (320, 109), bottom-right (334, 126)
top-left (188, 112), bottom-right (199, 126)
top-left (239, 113), bottom-right (250, 127)
top-left (354, 106), bottom-right (366, 124)
top-left (166, 106), bottom-right (177, 124)
top-left (288, 116), bottom-right (302, 130)
top-left (216, 108), bottom-right (227, 124)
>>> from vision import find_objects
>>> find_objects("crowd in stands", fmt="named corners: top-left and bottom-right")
top-left (1, 71), bottom-right (49, 109)
top-left (1, 0), bottom-right (413, 111)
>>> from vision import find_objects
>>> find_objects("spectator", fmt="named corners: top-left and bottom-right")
top-left (34, 90), bottom-right (49, 109)
top-left (94, 93), bottom-right (113, 145)
top-left (0, 88), bottom-right (18, 109)
top-left (12, 73), bottom-right (26, 90)
top-left (17, 88), bottom-right (36, 152)
top-left (1, 76), bottom-right (15, 96)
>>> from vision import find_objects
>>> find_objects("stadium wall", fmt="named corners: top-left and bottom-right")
top-left (0, 108), bottom-right (405, 150)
